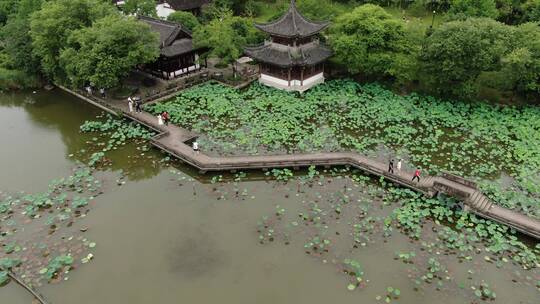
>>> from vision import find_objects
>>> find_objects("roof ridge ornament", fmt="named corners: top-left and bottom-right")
top-left (290, 0), bottom-right (298, 35)
top-left (253, 0), bottom-right (330, 38)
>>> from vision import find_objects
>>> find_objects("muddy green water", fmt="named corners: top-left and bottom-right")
top-left (0, 89), bottom-right (538, 303)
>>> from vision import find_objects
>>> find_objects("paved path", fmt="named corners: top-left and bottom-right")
top-left (61, 86), bottom-right (540, 240)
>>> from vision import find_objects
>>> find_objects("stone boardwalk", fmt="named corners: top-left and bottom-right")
top-left (61, 86), bottom-right (540, 240)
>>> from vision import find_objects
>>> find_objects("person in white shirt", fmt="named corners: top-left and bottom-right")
top-left (127, 97), bottom-right (133, 113)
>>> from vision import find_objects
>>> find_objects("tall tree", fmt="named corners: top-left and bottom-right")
top-left (420, 18), bottom-right (514, 98)
top-left (447, 0), bottom-right (499, 20)
top-left (167, 11), bottom-right (200, 31)
top-left (60, 15), bottom-right (159, 89)
top-left (122, 0), bottom-right (157, 17)
top-left (296, 0), bottom-right (343, 21)
top-left (522, 0), bottom-right (540, 22)
top-left (29, 0), bottom-right (116, 81)
top-left (193, 12), bottom-right (263, 69)
top-left (328, 4), bottom-right (416, 82)
top-left (498, 23), bottom-right (540, 96)
top-left (0, 0), bottom-right (19, 25)
top-left (1, 0), bottom-right (43, 75)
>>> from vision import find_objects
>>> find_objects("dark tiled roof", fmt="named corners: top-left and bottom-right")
top-left (162, 38), bottom-right (194, 57)
top-left (165, 0), bottom-right (210, 11)
top-left (244, 42), bottom-right (332, 67)
top-left (255, 0), bottom-right (329, 38)
top-left (138, 16), bottom-right (197, 57)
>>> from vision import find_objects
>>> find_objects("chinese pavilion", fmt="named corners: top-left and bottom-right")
top-left (139, 16), bottom-right (207, 79)
top-left (244, 0), bottom-right (332, 92)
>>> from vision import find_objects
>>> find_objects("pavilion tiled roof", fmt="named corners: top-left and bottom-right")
top-left (244, 42), bottom-right (332, 68)
top-left (138, 16), bottom-right (197, 57)
top-left (254, 0), bottom-right (330, 38)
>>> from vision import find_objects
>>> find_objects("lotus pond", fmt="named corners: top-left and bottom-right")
top-left (147, 80), bottom-right (540, 219)
top-left (0, 87), bottom-right (539, 304)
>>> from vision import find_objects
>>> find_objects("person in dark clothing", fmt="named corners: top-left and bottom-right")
top-left (135, 100), bottom-right (142, 113)
top-left (388, 159), bottom-right (394, 174)
top-left (412, 168), bottom-right (421, 182)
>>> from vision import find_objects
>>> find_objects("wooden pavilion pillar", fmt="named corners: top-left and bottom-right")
top-left (287, 67), bottom-right (291, 87)
top-left (300, 67), bottom-right (304, 86)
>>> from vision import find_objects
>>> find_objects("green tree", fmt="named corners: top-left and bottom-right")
top-left (0, 0), bottom-right (19, 25)
top-left (29, 0), bottom-right (116, 81)
top-left (167, 11), bottom-right (200, 31)
top-left (328, 4), bottom-right (416, 82)
top-left (522, 0), bottom-right (540, 22)
top-left (447, 0), bottom-right (499, 20)
top-left (420, 18), bottom-right (514, 98)
top-left (122, 0), bottom-right (157, 17)
top-left (60, 15), bottom-right (159, 89)
top-left (1, 0), bottom-right (43, 75)
top-left (498, 23), bottom-right (540, 96)
top-left (193, 12), bottom-right (263, 69)
top-left (296, 0), bottom-right (343, 21)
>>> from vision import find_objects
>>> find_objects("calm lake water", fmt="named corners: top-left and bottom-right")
top-left (0, 89), bottom-right (538, 303)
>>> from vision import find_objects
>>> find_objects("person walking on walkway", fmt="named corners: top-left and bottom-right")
top-left (162, 111), bottom-right (170, 126)
top-left (99, 88), bottom-right (105, 98)
top-left (135, 99), bottom-right (142, 113)
top-left (157, 113), bottom-right (163, 125)
top-left (388, 159), bottom-right (394, 174)
top-left (397, 159), bottom-right (402, 172)
top-left (128, 97), bottom-right (134, 113)
top-left (412, 168), bottom-right (421, 182)
top-left (192, 140), bottom-right (199, 154)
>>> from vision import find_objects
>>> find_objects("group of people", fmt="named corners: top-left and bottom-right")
top-left (157, 111), bottom-right (170, 126)
top-left (127, 96), bottom-right (142, 113)
top-left (85, 85), bottom-right (106, 98)
top-left (388, 158), bottom-right (421, 182)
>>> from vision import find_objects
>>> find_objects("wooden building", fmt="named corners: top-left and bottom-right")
top-left (139, 16), bottom-right (206, 79)
top-left (244, 0), bottom-right (332, 92)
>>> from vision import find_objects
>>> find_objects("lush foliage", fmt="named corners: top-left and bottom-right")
top-left (0, 0), bottom-right (42, 89)
top-left (167, 11), bottom-right (201, 31)
top-left (329, 4), bottom-right (417, 83)
top-left (148, 80), bottom-right (540, 216)
top-left (60, 15), bottom-right (159, 89)
top-left (420, 18), bottom-right (540, 98)
top-left (447, 0), bottom-right (499, 20)
top-left (193, 12), bottom-right (264, 65)
top-left (29, 0), bottom-right (116, 81)
top-left (122, 0), bottom-right (157, 17)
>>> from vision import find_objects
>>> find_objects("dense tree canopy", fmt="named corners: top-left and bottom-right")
top-left (296, 0), bottom-right (343, 21)
top-left (122, 0), bottom-right (157, 17)
top-left (447, 0), bottom-right (499, 20)
top-left (0, 0), bottom-right (19, 25)
top-left (193, 12), bottom-right (263, 65)
top-left (420, 18), bottom-right (514, 97)
top-left (496, 23), bottom-right (540, 95)
top-left (522, 0), bottom-right (540, 22)
top-left (1, 0), bottom-right (43, 75)
top-left (29, 0), bottom-right (116, 81)
top-left (328, 4), bottom-right (416, 82)
top-left (60, 15), bottom-right (159, 89)
top-left (167, 11), bottom-right (200, 30)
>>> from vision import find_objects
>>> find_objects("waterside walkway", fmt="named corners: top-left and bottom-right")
top-left (60, 86), bottom-right (540, 240)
